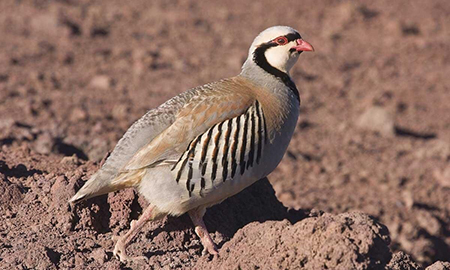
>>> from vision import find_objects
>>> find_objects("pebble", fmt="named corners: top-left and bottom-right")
top-left (357, 106), bottom-right (395, 137)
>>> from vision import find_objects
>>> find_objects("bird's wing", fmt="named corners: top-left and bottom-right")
top-left (97, 89), bottom-right (196, 178)
top-left (121, 78), bottom-right (257, 173)
top-left (69, 88), bottom-right (198, 202)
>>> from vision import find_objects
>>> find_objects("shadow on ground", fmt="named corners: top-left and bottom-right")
top-left (154, 178), bottom-right (308, 240)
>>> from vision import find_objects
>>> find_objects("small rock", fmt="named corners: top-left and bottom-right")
top-left (386, 251), bottom-right (421, 270)
top-left (0, 118), bottom-right (15, 129)
top-left (426, 261), bottom-right (450, 270)
top-left (402, 190), bottom-right (414, 209)
top-left (51, 175), bottom-right (68, 195)
top-left (70, 107), bottom-right (88, 122)
top-left (433, 167), bottom-right (450, 188)
top-left (112, 104), bottom-right (128, 119)
top-left (322, 2), bottom-right (356, 38)
top-left (87, 138), bottom-right (110, 162)
top-left (415, 140), bottom-right (450, 160)
top-left (416, 210), bottom-right (442, 236)
top-left (91, 248), bottom-right (108, 264)
top-left (34, 132), bottom-right (54, 154)
top-left (89, 75), bottom-right (111, 90)
top-left (30, 13), bottom-right (59, 36)
top-left (0, 175), bottom-right (24, 206)
top-left (17, 126), bottom-right (34, 141)
top-left (357, 106), bottom-right (395, 137)
top-left (60, 155), bottom-right (80, 166)
top-left (75, 253), bottom-right (87, 266)
top-left (278, 191), bottom-right (295, 203)
top-left (410, 237), bottom-right (436, 265)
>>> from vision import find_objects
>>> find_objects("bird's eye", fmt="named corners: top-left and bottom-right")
top-left (274, 36), bottom-right (288, 45)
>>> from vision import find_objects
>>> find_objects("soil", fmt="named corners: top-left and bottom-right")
top-left (1, 0), bottom-right (450, 269)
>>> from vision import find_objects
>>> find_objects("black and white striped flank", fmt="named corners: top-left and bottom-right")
top-left (171, 101), bottom-right (267, 197)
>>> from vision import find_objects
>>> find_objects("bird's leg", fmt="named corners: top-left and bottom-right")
top-left (113, 204), bottom-right (163, 263)
top-left (188, 207), bottom-right (218, 256)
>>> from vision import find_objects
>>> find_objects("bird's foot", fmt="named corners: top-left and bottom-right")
top-left (202, 243), bottom-right (219, 256)
top-left (189, 208), bottom-right (219, 257)
top-left (112, 236), bottom-right (148, 263)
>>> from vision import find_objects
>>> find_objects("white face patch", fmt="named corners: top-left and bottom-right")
top-left (264, 42), bottom-right (300, 73)
top-left (248, 26), bottom-right (301, 73)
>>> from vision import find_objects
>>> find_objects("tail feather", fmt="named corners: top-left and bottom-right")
top-left (69, 170), bottom-right (116, 204)
top-left (69, 168), bottom-right (145, 204)
top-left (69, 192), bottom-right (87, 204)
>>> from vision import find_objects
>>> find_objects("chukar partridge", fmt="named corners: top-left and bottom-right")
top-left (70, 25), bottom-right (314, 262)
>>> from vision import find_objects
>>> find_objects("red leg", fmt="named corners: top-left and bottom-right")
top-left (113, 204), bottom-right (164, 262)
top-left (188, 207), bottom-right (218, 255)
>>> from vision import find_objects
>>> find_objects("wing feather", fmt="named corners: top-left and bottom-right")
top-left (123, 80), bottom-right (256, 171)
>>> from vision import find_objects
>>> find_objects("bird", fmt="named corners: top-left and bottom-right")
top-left (69, 25), bottom-right (314, 262)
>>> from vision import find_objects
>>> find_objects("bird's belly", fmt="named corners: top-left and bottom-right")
top-left (138, 142), bottom-right (293, 216)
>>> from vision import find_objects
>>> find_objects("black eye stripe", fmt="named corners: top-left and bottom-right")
top-left (285, 32), bottom-right (302, 42)
top-left (268, 33), bottom-right (302, 46)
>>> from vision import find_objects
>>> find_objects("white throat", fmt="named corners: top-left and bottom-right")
top-left (264, 46), bottom-right (299, 73)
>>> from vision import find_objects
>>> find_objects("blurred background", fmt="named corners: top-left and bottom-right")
top-left (0, 0), bottom-right (449, 268)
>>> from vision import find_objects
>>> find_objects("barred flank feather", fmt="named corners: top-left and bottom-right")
top-left (172, 101), bottom-right (267, 197)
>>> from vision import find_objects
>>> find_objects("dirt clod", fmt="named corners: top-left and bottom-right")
top-left (196, 212), bottom-right (391, 270)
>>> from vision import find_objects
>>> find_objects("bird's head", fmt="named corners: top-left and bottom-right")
top-left (246, 26), bottom-right (314, 75)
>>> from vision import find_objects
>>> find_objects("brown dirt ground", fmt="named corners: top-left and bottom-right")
top-left (1, 0), bottom-right (450, 269)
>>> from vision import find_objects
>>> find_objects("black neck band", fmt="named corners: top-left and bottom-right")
top-left (252, 43), bottom-right (300, 102)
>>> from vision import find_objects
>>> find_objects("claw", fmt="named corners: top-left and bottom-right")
top-left (130, 220), bottom-right (137, 230)
top-left (113, 237), bottom-right (148, 263)
top-left (113, 238), bottom-right (128, 262)
top-left (110, 205), bottom-right (161, 263)
top-left (189, 207), bottom-right (220, 257)
top-left (203, 243), bottom-right (219, 256)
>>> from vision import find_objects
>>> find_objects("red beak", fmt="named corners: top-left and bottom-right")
top-left (292, 39), bottom-right (314, 52)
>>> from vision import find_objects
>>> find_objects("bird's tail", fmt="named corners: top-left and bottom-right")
top-left (69, 169), bottom-right (117, 204)
top-left (69, 168), bottom-right (145, 204)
